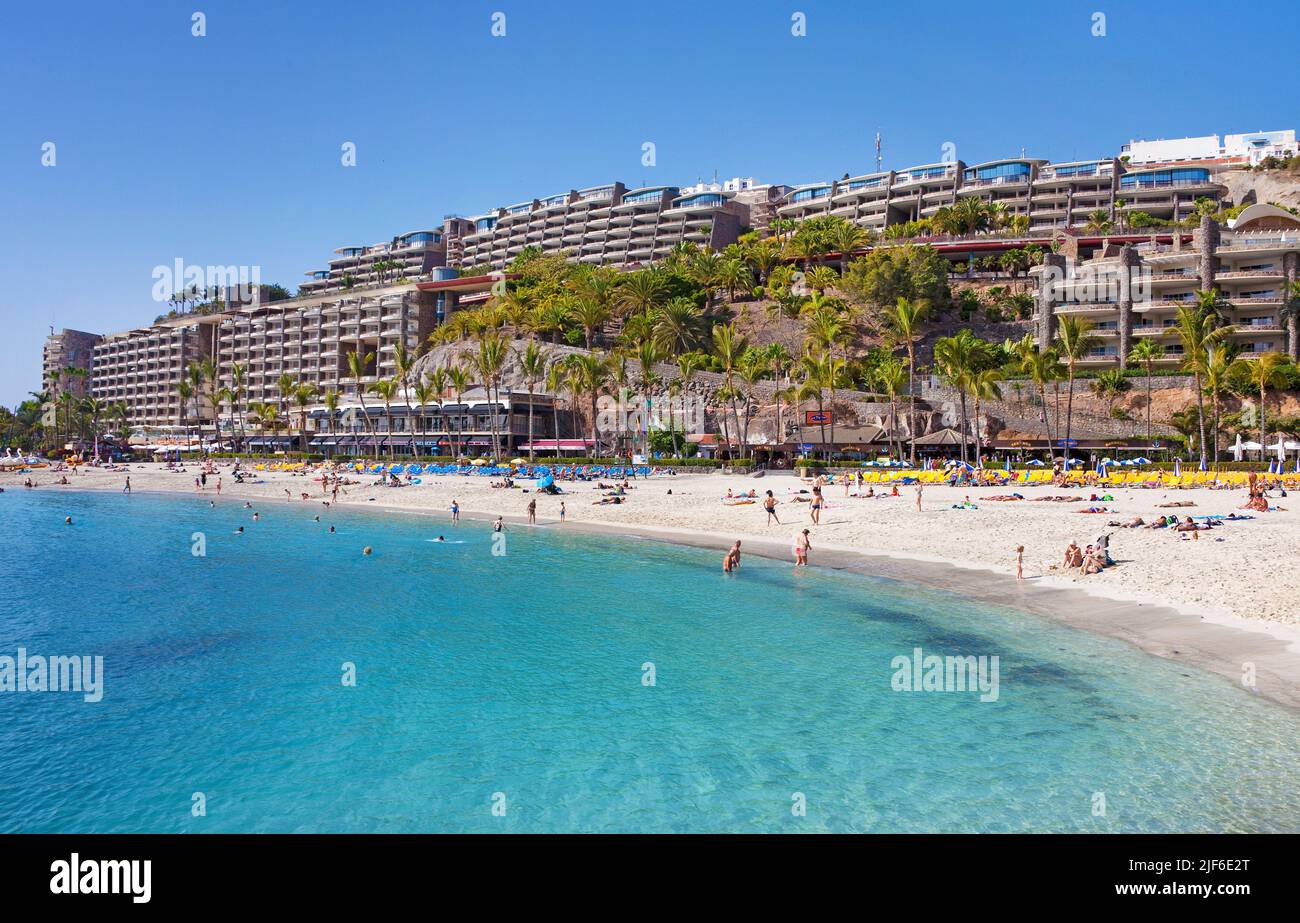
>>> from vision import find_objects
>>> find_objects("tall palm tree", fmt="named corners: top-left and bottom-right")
top-left (1127, 338), bottom-right (1165, 443)
top-left (215, 385), bottom-right (236, 452)
top-left (565, 353), bottom-right (612, 455)
top-left (474, 332), bottom-right (509, 459)
top-left (1202, 343), bottom-right (1238, 462)
top-left (933, 330), bottom-right (984, 466)
top-left (1053, 315), bottom-right (1100, 470)
top-left (544, 360), bottom-right (566, 457)
top-left (734, 349), bottom-right (770, 459)
top-left (323, 388), bottom-right (340, 458)
top-left (1017, 344), bottom-right (1065, 465)
top-left (346, 349), bottom-right (376, 459)
top-left (447, 364), bottom-right (471, 459)
top-left (1232, 351), bottom-right (1292, 458)
top-left (368, 378), bottom-right (401, 459)
top-left (798, 351), bottom-right (834, 458)
top-left (229, 362), bottom-right (247, 452)
top-left (871, 357), bottom-right (908, 462)
top-left (1173, 298), bottom-right (1232, 467)
top-left (197, 357), bottom-right (218, 456)
top-left (675, 353), bottom-right (706, 458)
top-left (176, 380), bottom-right (193, 450)
top-left (276, 371), bottom-right (295, 422)
top-left (425, 365), bottom-right (449, 456)
top-left (572, 298), bottom-right (612, 349)
top-left (291, 382), bottom-right (318, 454)
top-left (711, 322), bottom-right (748, 459)
top-left (517, 342), bottom-right (548, 462)
top-left (880, 297), bottom-right (929, 463)
top-left (970, 368), bottom-right (1003, 463)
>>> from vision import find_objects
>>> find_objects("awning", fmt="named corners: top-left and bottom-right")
top-left (519, 439), bottom-right (594, 451)
top-left (913, 427), bottom-right (974, 446)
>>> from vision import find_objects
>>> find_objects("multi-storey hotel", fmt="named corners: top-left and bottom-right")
top-left (456, 177), bottom-right (777, 270)
top-left (298, 230), bottom-right (452, 296)
top-left (778, 157), bottom-right (1227, 232)
top-left (89, 315), bottom-right (222, 427)
top-left (1031, 205), bottom-right (1300, 367)
top-left (48, 126), bottom-right (1298, 447)
top-left (42, 328), bottom-right (102, 398)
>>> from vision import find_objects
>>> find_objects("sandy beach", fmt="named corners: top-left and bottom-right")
top-left (6, 461), bottom-right (1300, 707)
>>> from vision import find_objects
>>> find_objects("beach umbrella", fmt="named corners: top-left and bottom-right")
top-left (1269, 438), bottom-right (1286, 462)
top-left (1231, 432), bottom-right (1244, 462)
top-left (1004, 457), bottom-right (1011, 472)
top-left (1174, 458), bottom-right (1182, 477)
top-left (1199, 456), bottom-right (1207, 472)
top-left (1294, 455), bottom-right (1300, 475)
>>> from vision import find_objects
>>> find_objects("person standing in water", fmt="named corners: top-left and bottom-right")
top-left (1015, 545), bottom-right (1024, 581)
top-left (123, 476), bottom-right (131, 494)
top-left (559, 501), bottom-right (566, 523)
top-left (793, 529), bottom-right (811, 566)
top-left (450, 499), bottom-right (460, 523)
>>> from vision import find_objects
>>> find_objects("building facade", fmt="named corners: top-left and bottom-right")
top-left (1031, 207), bottom-right (1300, 367)
top-left (42, 329), bottom-right (102, 398)
top-left (776, 157), bottom-right (1227, 233)
top-left (90, 316), bottom-right (223, 427)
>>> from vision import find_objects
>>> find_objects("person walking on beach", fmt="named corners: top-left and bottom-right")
top-left (810, 485), bottom-right (823, 525)
top-left (793, 529), bottom-right (811, 567)
top-left (451, 499), bottom-right (460, 523)
top-left (914, 482), bottom-right (923, 512)
top-left (1015, 546), bottom-right (1024, 581)
top-left (123, 476), bottom-right (131, 494)
top-left (493, 517), bottom-right (505, 533)
top-left (763, 490), bottom-right (780, 525)
top-left (559, 501), bottom-right (566, 523)
top-left (216, 477), bottom-right (222, 496)
top-left (527, 498), bottom-right (537, 524)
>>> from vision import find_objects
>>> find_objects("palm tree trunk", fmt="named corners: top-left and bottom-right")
top-left (1145, 366), bottom-right (1153, 443)
top-left (958, 391), bottom-right (969, 466)
top-left (907, 348), bottom-right (917, 465)
top-left (1063, 366), bottom-right (1076, 470)
top-left (1194, 370), bottom-right (1208, 467)
top-left (526, 381), bottom-right (536, 463)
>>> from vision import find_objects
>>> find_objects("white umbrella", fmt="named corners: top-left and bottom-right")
top-left (1241, 440), bottom-right (1263, 452)
top-left (1268, 438), bottom-right (1287, 461)
top-left (1231, 432), bottom-right (1244, 462)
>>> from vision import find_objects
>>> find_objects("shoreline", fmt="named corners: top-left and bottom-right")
top-left (9, 463), bottom-right (1300, 712)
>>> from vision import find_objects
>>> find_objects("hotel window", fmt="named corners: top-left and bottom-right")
top-left (964, 162), bottom-right (1032, 182)
top-left (790, 187), bottom-right (830, 203)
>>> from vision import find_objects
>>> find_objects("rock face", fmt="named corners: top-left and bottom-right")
top-left (410, 339), bottom-right (589, 392)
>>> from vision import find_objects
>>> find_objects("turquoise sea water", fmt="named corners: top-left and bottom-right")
top-left (1, 487), bottom-right (1298, 833)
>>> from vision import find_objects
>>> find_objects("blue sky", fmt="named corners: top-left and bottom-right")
top-left (1, 0), bottom-right (1297, 405)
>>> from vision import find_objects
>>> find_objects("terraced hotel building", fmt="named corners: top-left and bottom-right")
top-left (1032, 205), bottom-right (1300, 367)
top-left (777, 157), bottom-right (1227, 232)
top-left (456, 178), bottom-right (778, 270)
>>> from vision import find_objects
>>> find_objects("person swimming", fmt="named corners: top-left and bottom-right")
top-left (329, 526), bottom-right (336, 534)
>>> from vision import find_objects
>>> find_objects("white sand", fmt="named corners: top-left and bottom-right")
top-left (7, 461), bottom-right (1300, 705)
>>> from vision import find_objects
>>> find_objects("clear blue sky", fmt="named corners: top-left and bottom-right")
top-left (2, 0), bottom-right (1297, 405)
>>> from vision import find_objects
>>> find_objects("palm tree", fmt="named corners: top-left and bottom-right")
top-left (229, 362), bottom-right (247, 452)
top-left (870, 357), bottom-right (908, 462)
top-left (176, 380), bottom-right (193, 450)
top-left (346, 349), bottom-right (376, 458)
top-left (615, 270), bottom-right (664, 319)
top-left (711, 322), bottom-right (748, 459)
top-left (734, 349), bottom-right (769, 459)
top-left (675, 353), bottom-right (706, 458)
top-left (572, 297), bottom-right (612, 349)
top-left (517, 342), bottom-right (548, 462)
top-left (1127, 338), bottom-right (1165, 443)
top-left (426, 365), bottom-right (449, 456)
top-left (634, 340), bottom-right (662, 458)
top-left (829, 221), bottom-right (869, 272)
top-left (1173, 299), bottom-right (1232, 467)
top-left (447, 364), bottom-right (471, 459)
top-left (880, 297), bottom-right (929, 463)
top-left (544, 360), bottom-right (565, 459)
top-left (1054, 315), bottom-right (1100, 470)
top-left (215, 386), bottom-right (236, 451)
top-left (323, 388), bottom-right (340, 458)
top-left (565, 353), bottom-right (612, 455)
top-left (276, 372), bottom-right (295, 422)
top-left (798, 351), bottom-right (836, 458)
top-left (368, 377), bottom-right (401, 459)
top-left (291, 382), bottom-right (318, 453)
top-left (970, 368), bottom-right (1003, 463)
top-left (1232, 351), bottom-right (1292, 458)
top-left (474, 332), bottom-right (509, 459)
top-left (802, 307), bottom-right (848, 448)
top-left (78, 397), bottom-right (107, 460)
top-left (933, 330), bottom-right (983, 465)
top-left (1016, 343), bottom-right (1065, 465)
top-left (1201, 344), bottom-right (1238, 461)
top-left (197, 357), bottom-right (218, 456)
